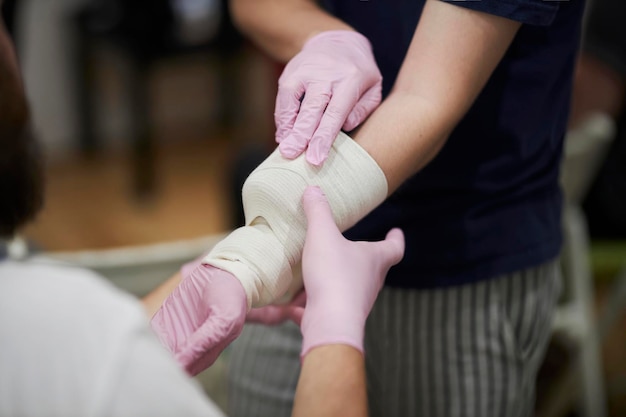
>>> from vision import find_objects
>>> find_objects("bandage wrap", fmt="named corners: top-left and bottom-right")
top-left (203, 132), bottom-right (387, 308)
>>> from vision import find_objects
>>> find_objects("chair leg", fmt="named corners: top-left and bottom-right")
top-left (598, 266), bottom-right (626, 341)
top-left (128, 60), bottom-right (156, 198)
top-left (565, 206), bottom-right (608, 417)
top-left (73, 29), bottom-right (100, 155)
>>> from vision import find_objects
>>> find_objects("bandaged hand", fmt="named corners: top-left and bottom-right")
top-left (151, 133), bottom-right (386, 377)
top-left (276, 30), bottom-right (382, 165)
top-left (299, 186), bottom-right (404, 357)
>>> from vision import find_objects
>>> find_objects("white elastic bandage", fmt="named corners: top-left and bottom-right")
top-left (203, 132), bottom-right (387, 308)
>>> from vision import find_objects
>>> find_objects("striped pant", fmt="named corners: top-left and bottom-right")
top-left (228, 259), bottom-right (562, 417)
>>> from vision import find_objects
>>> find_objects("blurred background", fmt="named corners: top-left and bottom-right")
top-left (9, 0), bottom-right (277, 250)
top-left (2, 0), bottom-right (625, 416)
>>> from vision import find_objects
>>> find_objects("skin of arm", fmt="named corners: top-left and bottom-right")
top-left (353, 0), bottom-right (520, 191)
top-left (229, 0), bottom-right (352, 62)
top-left (292, 345), bottom-right (367, 417)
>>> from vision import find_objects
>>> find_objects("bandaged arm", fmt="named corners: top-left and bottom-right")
top-left (203, 132), bottom-right (387, 308)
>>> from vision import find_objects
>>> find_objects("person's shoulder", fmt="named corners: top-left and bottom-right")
top-left (2, 257), bottom-right (131, 297)
top-left (1, 257), bottom-right (107, 284)
top-left (0, 257), bottom-right (145, 327)
top-left (0, 258), bottom-right (228, 417)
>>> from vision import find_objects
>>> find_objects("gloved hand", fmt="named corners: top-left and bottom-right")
top-left (276, 30), bottom-right (382, 166)
top-left (179, 254), bottom-right (306, 327)
top-left (299, 186), bottom-right (404, 357)
top-left (150, 264), bottom-right (247, 376)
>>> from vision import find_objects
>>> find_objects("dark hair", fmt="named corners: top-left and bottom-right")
top-left (0, 21), bottom-right (45, 238)
top-left (0, 124), bottom-right (44, 237)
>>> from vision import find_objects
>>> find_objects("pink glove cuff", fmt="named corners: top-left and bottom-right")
top-left (303, 30), bottom-right (374, 54)
top-left (300, 311), bottom-right (365, 359)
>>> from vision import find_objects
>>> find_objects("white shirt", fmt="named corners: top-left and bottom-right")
top-left (0, 257), bottom-right (226, 417)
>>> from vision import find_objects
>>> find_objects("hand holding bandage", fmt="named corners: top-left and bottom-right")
top-left (299, 186), bottom-right (404, 357)
top-left (206, 131), bottom-right (388, 308)
top-left (151, 132), bottom-right (387, 375)
top-left (276, 30), bottom-right (382, 165)
top-left (246, 186), bottom-right (404, 356)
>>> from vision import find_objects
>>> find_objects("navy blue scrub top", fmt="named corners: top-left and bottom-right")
top-left (323, 0), bottom-right (587, 288)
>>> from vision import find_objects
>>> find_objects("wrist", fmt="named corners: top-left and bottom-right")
top-left (300, 309), bottom-right (366, 358)
top-left (303, 29), bottom-right (371, 52)
top-left (295, 344), bottom-right (367, 417)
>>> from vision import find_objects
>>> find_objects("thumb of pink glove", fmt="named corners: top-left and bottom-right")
top-left (299, 186), bottom-right (404, 358)
top-left (150, 264), bottom-right (247, 376)
top-left (276, 30), bottom-right (382, 165)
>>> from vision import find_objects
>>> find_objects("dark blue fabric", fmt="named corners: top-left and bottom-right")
top-left (323, 0), bottom-right (586, 289)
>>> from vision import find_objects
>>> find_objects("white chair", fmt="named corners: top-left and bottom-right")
top-left (43, 234), bottom-right (226, 297)
top-left (541, 113), bottom-right (616, 417)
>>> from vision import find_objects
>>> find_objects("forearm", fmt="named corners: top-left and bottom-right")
top-left (354, 0), bottom-right (519, 192)
top-left (293, 345), bottom-right (368, 417)
top-left (353, 92), bottom-right (449, 193)
top-left (229, 0), bottom-right (353, 62)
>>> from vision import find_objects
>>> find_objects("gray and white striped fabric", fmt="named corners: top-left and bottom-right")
top-left (228, 259), bottom-right (562, 417)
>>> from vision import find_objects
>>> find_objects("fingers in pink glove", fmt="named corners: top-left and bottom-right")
top-left (150, 265), bottom-right (247, 376)
top-left (377, 228), bottom-right (406, 269)
top-left (302, 186), bottom-right (405, 264)
top-left (305, 83), bottom-right (360, 165)
top-left (301, 186), bottom-right (341, 241)
top-left (343, 84), bottom-right (382, 131)
top-left (299, 186), bottom-right (405, 357)
top-left (180, 251), bottom-right (210, 279)
top-left (275, 30), bottom-right (382, 165)
top-left (279, 84), bottom-right (332, 160)
top-left (246, 291), bottom-right (306, 326)
top-left (275, 81), bottom-right (304, 144)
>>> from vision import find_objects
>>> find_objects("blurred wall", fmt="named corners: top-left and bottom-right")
top-left (18, 0), bottom-right (89, 157)
top-left (15, 0), bottom-right (275, 159)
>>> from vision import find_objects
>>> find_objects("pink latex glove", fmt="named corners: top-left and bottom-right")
top-left (245, 291), bottom-right (306, 325)
top-left (150, 264), bottom-right (247, 376)
top-left (276, 30), bottom-right (382, 165)
top-left (299, 186), bottom-right (405, 357)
